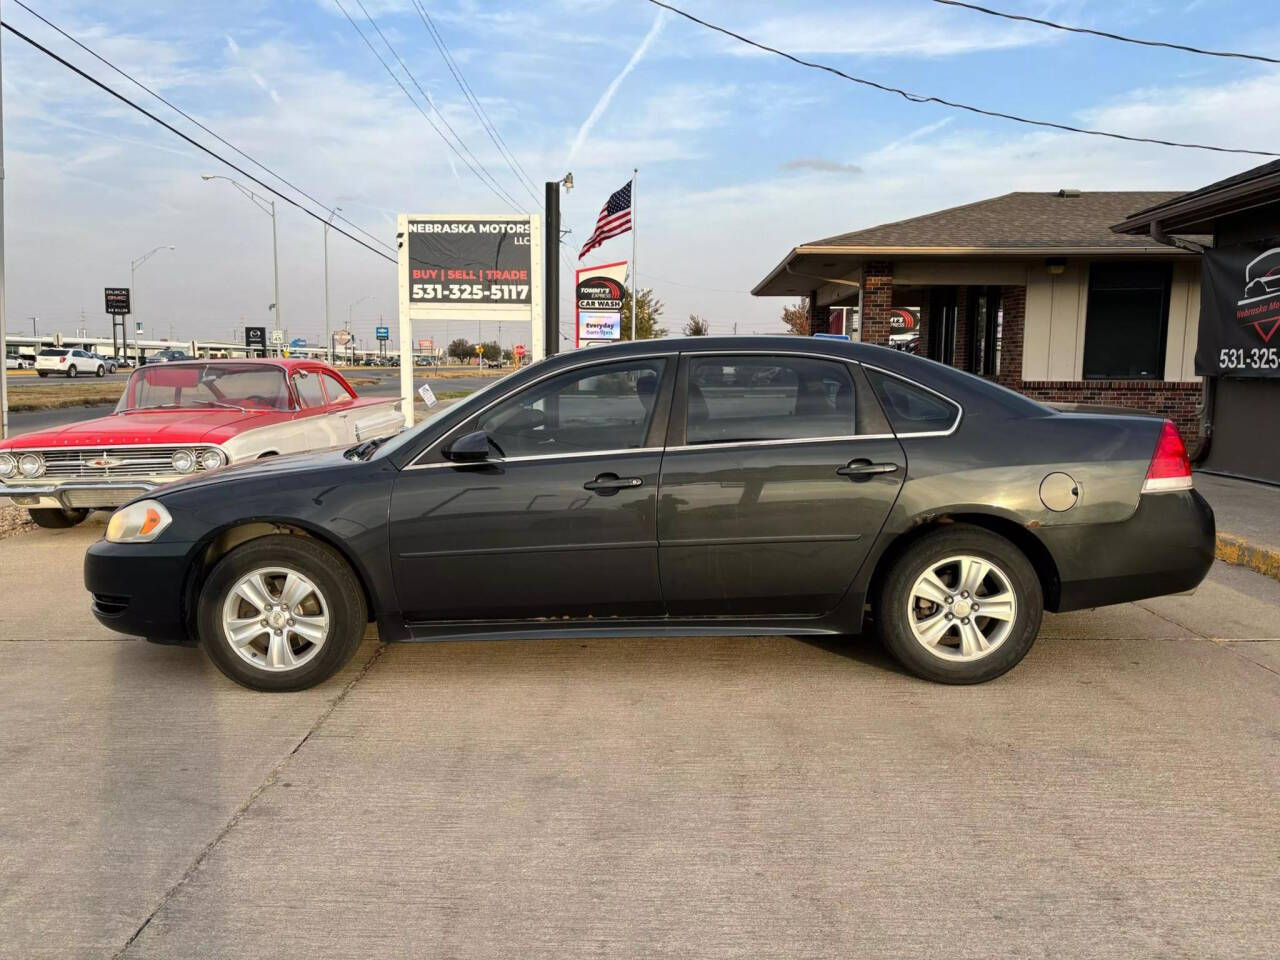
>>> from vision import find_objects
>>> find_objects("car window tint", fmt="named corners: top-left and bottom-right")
top-left (476, 359), bottom-right (666, 458)
top-left (293, 371), bottom-right (327, 408)
top-left (321, 372), bottom-right (354, 405)
top-left (866, 370), bottom-right (958, 434)
top-left (685, 355), bottom-right (856, 445)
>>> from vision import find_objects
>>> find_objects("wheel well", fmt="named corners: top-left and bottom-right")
top-left (182, 521), bottom-right (377, 634)
top-left (868, 513), bottom-right (1061, 613)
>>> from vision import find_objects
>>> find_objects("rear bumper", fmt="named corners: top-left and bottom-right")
top-left (1042, 490), bottom-right (1216, 612)
top-left (84, 538), bottom-right (194, 642)
top-left (0, 480), bottom-right (158, 510)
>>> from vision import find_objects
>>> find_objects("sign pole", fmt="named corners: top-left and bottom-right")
top-left (0, 24), bottom-right (8, 440)
top-left (545, 181), bottom-right (560, 356)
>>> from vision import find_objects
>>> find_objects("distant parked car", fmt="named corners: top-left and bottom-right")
top-left (34, 348), bottom-right (106, 378)
top-left (146, 349), bottom-right (190, 364)
top-left (5, 355), bottom-right (33, 370)
top-left (92, 353), bottom-right (119, 374)
top-left (0, 358), bottom-right (404, 527)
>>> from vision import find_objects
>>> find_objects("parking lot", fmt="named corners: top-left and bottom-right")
top-left (1, 517), bottom-right (1276, 959)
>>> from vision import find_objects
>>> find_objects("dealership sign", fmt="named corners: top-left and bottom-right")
top-left (1199, 242), bottom-right (1280, 377)
top-left (575, 261), bottom-right (628, 346)
top-left (406, 218), bottom-right (532, 305)
top-left (104, 287), bottom-right (131, 315)
top-left (376, 325), bottom-right (390, 341)
top-left (333, 329), bottom-right (353, 346)
top-left (245, 326), bottom-right (266, 350)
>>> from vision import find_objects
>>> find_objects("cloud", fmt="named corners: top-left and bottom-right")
top-left (780, 157), bottom-right (862, 175)
top-left (566, 9), bottom-right (666, 164)
top-left (225, 35), bottom-right (281, 105)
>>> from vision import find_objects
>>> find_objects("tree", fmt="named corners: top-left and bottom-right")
top-left (684, 314), bottom-right (710, 336)
top-left (617, 287), bottom-right (668, 340)
top-left (479, 340), bottom-right (502, 364)
top-left (781, 298), bottom-right (810, 337)
top-left (447, 337), bottom-right (472, 362)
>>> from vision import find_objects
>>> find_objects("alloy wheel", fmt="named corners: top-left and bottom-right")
top-left (221, 566), bottom-right (330, 672)
top-left (906, 554), bottom-right (1017, 662)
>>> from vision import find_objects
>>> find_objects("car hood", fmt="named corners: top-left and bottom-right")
top-left (155, 446), bottom-right (357, 498)
top-left (0, 409), bottom-right (284, 449)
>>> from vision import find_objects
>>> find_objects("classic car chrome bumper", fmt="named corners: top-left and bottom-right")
top-left (0, 480), bottom-right (159, 510)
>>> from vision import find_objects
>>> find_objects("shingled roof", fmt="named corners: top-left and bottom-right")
top-left (810, 191), bottom-right (1187, 250)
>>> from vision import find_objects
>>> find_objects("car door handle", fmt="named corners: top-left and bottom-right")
top-left (836, 460), bottom-right (900, 480)
top-left (584, 473), bottom-right (643, 491)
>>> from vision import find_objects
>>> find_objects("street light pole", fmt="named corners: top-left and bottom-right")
top-left (129, 244), bottom-right (175, 363)
top-left (202, 175), bottom-right (281, 353)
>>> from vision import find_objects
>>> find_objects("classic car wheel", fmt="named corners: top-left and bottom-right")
top-left (28, 507), bottom-right (89, 529)
top-left (197, 535), bottom-right (367, 692)
top-left (877, 525), bottom-right (1042, 684)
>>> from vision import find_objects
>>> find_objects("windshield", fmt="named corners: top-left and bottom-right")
top-left (117, 363), bottom-right (293, 412)
top-left (372, 373), bottom-right (513, 460)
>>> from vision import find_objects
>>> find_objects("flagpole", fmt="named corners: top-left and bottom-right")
top-left (631, 168), bottom-right (638, 340)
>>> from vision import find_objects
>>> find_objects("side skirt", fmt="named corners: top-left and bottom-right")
top-left (401, 616), bottom-right (848, 644)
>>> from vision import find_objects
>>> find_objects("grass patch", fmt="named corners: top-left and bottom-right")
top-left (5, 383), bottom-right (124, 412)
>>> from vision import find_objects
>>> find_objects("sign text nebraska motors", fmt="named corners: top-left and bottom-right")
top-left (407, 218), bottom-right (531, 305)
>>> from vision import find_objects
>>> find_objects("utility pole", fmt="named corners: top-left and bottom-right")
top-left (0, 28), bottom-right (7, 439)
top-left (324, 208), bottom-right (340, 363)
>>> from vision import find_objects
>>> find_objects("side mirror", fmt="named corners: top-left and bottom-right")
top-left (445, 430), bottom-right (493, 463)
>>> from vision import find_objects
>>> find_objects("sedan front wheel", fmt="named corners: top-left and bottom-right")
top-left (197, 535), bottom-right (367, 691)
top-left (877, 525), bottom-right (1043, 684)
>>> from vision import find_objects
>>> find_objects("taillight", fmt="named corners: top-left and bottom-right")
top-left (58, 356), bottom-right (66, 364)
top-left (1142, 419), bottom-right (1192, 493)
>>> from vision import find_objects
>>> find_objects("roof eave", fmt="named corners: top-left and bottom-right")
top-left (1113, 172), bottom-right (1280, 235)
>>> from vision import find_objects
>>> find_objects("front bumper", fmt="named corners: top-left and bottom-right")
top-left (0, 480), bottom-right (159, 510)
top-left (1042, 489), bottom-right (1216, 612)
top-left (84, 537), bottom-right (196, 642)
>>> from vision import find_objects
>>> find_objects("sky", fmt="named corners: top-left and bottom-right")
top-left (3, 0), bottom-right (1279, 350)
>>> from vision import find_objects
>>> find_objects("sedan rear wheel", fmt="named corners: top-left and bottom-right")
top-left (877, 525), bottom-right (1043, 684)
top-left (197, 535), bottom-right (367, 691)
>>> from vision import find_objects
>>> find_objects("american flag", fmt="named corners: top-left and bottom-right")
top-left (578, 180), bottom-right (632, 259)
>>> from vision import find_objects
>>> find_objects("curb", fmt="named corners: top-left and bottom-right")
top-left (1216, 533), bottom-right (1280, 583)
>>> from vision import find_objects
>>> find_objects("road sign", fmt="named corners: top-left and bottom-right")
top-left (282, 348), bottom-right (291, 358)
top-left (104, 288), bottom-right (131, 315)
top-left (513, 344), bottom-right (526, 358)
top-left (376, 325), bottom-right (390, 341)
top-left (270, 329), bottom-right (284, 345)
top-left (290, 337), bottom-right (308, 348)
top-left (333, 329), bottom-right (353, 347)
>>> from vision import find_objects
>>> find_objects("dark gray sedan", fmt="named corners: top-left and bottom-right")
top-left (84, 337), bottom-right (1214, 691)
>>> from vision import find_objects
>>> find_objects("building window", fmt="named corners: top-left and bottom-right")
top-left (1082, 262), bottom-right (1171, 380)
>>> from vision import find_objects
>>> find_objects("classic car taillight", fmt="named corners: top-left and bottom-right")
top-left (1141, 420), bottom-right (1192, 493)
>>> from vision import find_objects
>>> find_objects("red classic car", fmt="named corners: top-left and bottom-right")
top-left (0, 358), bottom-right (403, 527)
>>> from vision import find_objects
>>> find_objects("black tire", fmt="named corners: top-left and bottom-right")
top-left (95, 364), bottom-right (105, 377)
top-left (876, 525), bottom-right (1043, 684)
top-left (67, 365), bottom-right (78, 378)
top-left (38, 371), bottom-right (48, 378)
top-left (28, 507), bottom-right (90, 529)
top-left (197, 534), bottom-right (367, 692)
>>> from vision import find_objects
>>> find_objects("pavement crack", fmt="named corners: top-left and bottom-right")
top-left (111, 641), bottom-right (389, 959)
top-left (1216, 640), bottom-right (1280, 679)
top-left (1134, 600), bottom-right (1209, 639)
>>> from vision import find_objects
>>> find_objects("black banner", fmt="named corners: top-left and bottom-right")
top-left (1198, 242), bottom-right (1280, 377)
top-left (245, 326), bottom-right (266, 351)
top-left (407, 219), bottom-right (531, 305)
top-left (104, 287), bottom-right (131, 315)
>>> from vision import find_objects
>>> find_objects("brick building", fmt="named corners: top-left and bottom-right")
top-left (752, 190), bottom-right (1205, 440)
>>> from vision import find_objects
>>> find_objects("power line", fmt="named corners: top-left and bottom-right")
top-left (0, 20), bottom-right (399, 263)
top-left (351, 0), bottom-right (527, 212)
top-left (931, 0), bottom-right (1280, 66)
top-left (10, 1), bottom-right (396, 255)
top-left (334, 0), bottom-right (524, 213)
top-left (410, 0), bottom-right (544, 206)
top-left (646, 0), bottom-right (1279, 158)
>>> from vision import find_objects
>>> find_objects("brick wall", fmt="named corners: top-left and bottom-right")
top-left (1019, 380), bottom-right (1203, 439)
top-left (860, 262), bottom-right (894, 346)
top-left (996, 286), bottom-right (1025, 391)
top-left (807, 292), bottom-right (830, 336)
top-left (953, 286), bottom-right (971, 372)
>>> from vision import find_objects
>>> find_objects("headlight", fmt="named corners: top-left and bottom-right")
top-left (197, 448), bottom-right (226, 471)
top-left (106, 500), bottom-right (172, 543)
top-left (0, 453), bottom-right (15, 478)
top-left (171, 449), bottom-right (197, 474)
top-left (18, 453), bottom-right (45, 478)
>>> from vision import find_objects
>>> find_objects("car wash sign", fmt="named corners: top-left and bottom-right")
top-left (576, 260), bottom-right (628, 346)
top-left (1199, 242), bottom-right (1280, 377)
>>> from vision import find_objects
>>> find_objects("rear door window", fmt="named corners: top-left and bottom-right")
top-left (321, 372), bottom-right (354, 405)
top-left (293, 371), bottom-right (327, 409)
top-left (684, 355), bottom-right (856, 445)
top-left (865, 369), bottom-right (959, 435)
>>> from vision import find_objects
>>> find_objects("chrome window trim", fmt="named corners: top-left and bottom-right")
top-left (408, 446), bottom-right (665, 470)
top-left (666, 434), bottom-right (896, 453)
top-left (859, 362), bottom-right (963, 438)
top-left (407, 352), bottom-right (675, 470)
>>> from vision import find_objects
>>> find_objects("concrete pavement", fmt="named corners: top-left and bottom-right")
top-left (0, 522), bottom-right (1276, 959)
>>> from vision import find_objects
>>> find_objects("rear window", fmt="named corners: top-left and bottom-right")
top-left (866, 370), bottom-right (959, 435)
top-left (39, 349), bottom-right (67, 357)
